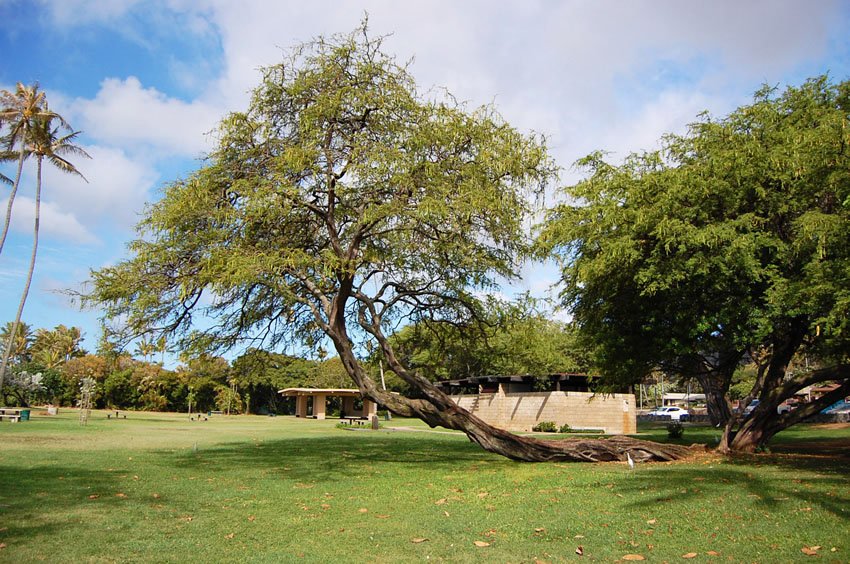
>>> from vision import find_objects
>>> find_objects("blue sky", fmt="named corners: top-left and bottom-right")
top-left (2, 0), bottom-right (849, 363)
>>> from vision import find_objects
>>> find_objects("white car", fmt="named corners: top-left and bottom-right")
top-left (648, 406), bottom-right (691, 421)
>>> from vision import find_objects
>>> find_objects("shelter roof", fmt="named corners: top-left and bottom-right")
top-left (278, 388), bottom-right (363, 397)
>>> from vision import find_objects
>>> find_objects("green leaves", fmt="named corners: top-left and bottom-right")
top-left (539, 75), bottom-right (850, 390)
top-left (86, 23), bottom-right (554, 370)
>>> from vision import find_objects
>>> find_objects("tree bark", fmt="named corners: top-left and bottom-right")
top-left (720, 366), bottom-right (850, 453)
top-left (328, 310), bottom-right (692, 463)
top-left (694, 370), bottom-right (733, 427)
top-left (0, 157), bottom-right (41, 396)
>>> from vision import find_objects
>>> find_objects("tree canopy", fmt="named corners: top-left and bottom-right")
top-left (85, 24), bottom-right (687, 462)
top-left (538, 76), bottom-right (850, 451)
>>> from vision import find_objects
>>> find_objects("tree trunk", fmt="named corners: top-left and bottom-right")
top-left (329, 317), bottom-right (692, 463)
top-left (0, 157), bottom-right (41, 396)
top-left (0, 146), bottom-right (26, 256)
top-left (723, 371), bottom-right (850, 453)
top-left (694, 370), bottom-right (733, 427)
top-left (726, 413), bottom-right (782, 453)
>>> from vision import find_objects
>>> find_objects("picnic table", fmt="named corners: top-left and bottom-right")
top-left (0, 407), bottom-right (30, 422)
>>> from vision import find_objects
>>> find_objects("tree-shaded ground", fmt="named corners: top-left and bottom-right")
top-left (0, 412), bottom-right (847, 562)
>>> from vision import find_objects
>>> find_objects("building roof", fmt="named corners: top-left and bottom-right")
top-left (278, 388), bottom-right (363, 397)
top-left (436, 373), bottom-right (592, 387)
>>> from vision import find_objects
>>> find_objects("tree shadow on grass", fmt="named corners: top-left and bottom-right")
top-left (0, 463), bottom-right (152, 552)
top-left (613, 450), bottom-right (850, 520)
top-left (158, 429), bottom-right (498, 484)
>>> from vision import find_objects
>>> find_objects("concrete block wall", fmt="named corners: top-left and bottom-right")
top-left (451, 391), bottom-right (637, 434)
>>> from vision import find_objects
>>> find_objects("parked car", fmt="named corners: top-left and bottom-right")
top-left (647, 406), bottom-right (690, 421)
top-left (743, 399), bottom-right (760, 416)
top-left (822, 400), bottom-right (850, 414)
top-left (747, 399), bottom-right (797, 415)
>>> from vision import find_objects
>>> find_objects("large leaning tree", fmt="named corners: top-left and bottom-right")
top-left (84, 26), bottom-right (687, 463)
top-left (537, 76), bottom-right (850, 453)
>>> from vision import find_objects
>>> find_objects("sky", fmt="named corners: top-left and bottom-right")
top-left (1, 0), bottom-right (849, 363)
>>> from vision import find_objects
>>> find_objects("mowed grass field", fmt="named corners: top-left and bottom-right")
top-left (0, 410), bottom-right (848, 563)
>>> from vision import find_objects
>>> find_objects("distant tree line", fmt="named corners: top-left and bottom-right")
top-left (0, 321), bottom-right (351, 414)
top-left (1, 303), bottom-right (588, 413)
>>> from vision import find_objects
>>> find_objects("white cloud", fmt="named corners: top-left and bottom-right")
top-left (9, 196), bottom-right (97, 244)
top-left (40, 144), bottom-right (158, 230)
top-left (70, 77), bottom-right (220, 157)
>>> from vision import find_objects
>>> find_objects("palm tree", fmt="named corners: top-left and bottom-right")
top-left (0, 321), bottom-right (32, 363)
top-left (0, 83), bottom-right (66, 256)
top-left (135, 337), bottom-right (157, 363)
top-left (0, 114), bottom-right (89, 394)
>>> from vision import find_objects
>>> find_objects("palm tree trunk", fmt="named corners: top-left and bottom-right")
top-left (0, 156), bottom-right (41, 395)
top-left (0, 147), bottom-right (27, 256)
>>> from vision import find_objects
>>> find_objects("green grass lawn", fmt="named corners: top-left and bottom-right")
top-left (0, 410), bottom-right (847, 562)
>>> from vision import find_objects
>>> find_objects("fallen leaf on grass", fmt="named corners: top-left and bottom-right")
top-left (434, 498), bottom-right (447, 505)
top-left (799, 507), bottom-right (812, 512)
top-left (801, 546), bottom-right (821, 556)
top-left (375, 514), bottom-right (390, 519)
top-left (443, 511), bottom-right (450, 517)
top-left (706, 551), bottom-right (720, 556)
top-left (574, 534), bottom-right (585, 539)
top-left (115, 493), bottom-right (127, 498)
top-left (411, 538), bottom-right (428, 544)
top-left (321, 504), bottom-right (331, 510)
top-left (534, 527), bottom-right (545, 534)
top-left (622, 555), bottom-right (645, 561)
top-left (358, 508), bottom-right (368, 513)
top-left (225, 533), bottom-right (235, 539)
top-left (477, 492), bottom-right (489, 498)
top-left (473, 541), bottom-right (490, 547)
top-left (182, 516), bottom-right (193, 522)
top-left (88, 494), bottom-right (100, 499)
top-left (682, 553), bottom-right (698, 559)
top-left (248, 515), bottom-right (256, 522)
top-left (575, 546), bottom-right (584, 556)
top-left (646, 519), bottom-right (656, 525)
top-left (0, 543), bottom-right (6, 550)
top-left (152, 493), bottom-right (161, 499)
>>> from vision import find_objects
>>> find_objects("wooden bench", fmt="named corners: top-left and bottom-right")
top-left (0, 414), bottom-right (20, 422)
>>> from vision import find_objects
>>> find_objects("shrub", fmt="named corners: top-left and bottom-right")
top-left (667, 421), bottom-right (685, 439)
top-left (532, 421), bottom-right (558, 432)
top-left (559, 423), bottom-right (572, 433)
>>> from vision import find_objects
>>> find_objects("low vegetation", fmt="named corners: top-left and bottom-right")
top-left (0, 412), bottom-right (847, 561)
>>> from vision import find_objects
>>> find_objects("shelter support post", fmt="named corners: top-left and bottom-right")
top-left (313, 394), bottom-right (327, 420)
top-left (362, 398), bottom-right (377, 418)
top-left (295, 395), bottom-right (308, 418)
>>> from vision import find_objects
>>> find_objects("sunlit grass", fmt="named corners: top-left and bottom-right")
top-left (0, 410), bottom-right (847, 562)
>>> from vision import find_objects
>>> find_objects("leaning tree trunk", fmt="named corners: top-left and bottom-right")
top-left (0, 146), bottom-right (27, 256)
top-left (330, 313), bottom-right (692, 463)
top-left (0, 157), bottom-right (41, 395)
top-left (726, 375), bottom-right (850, 453)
